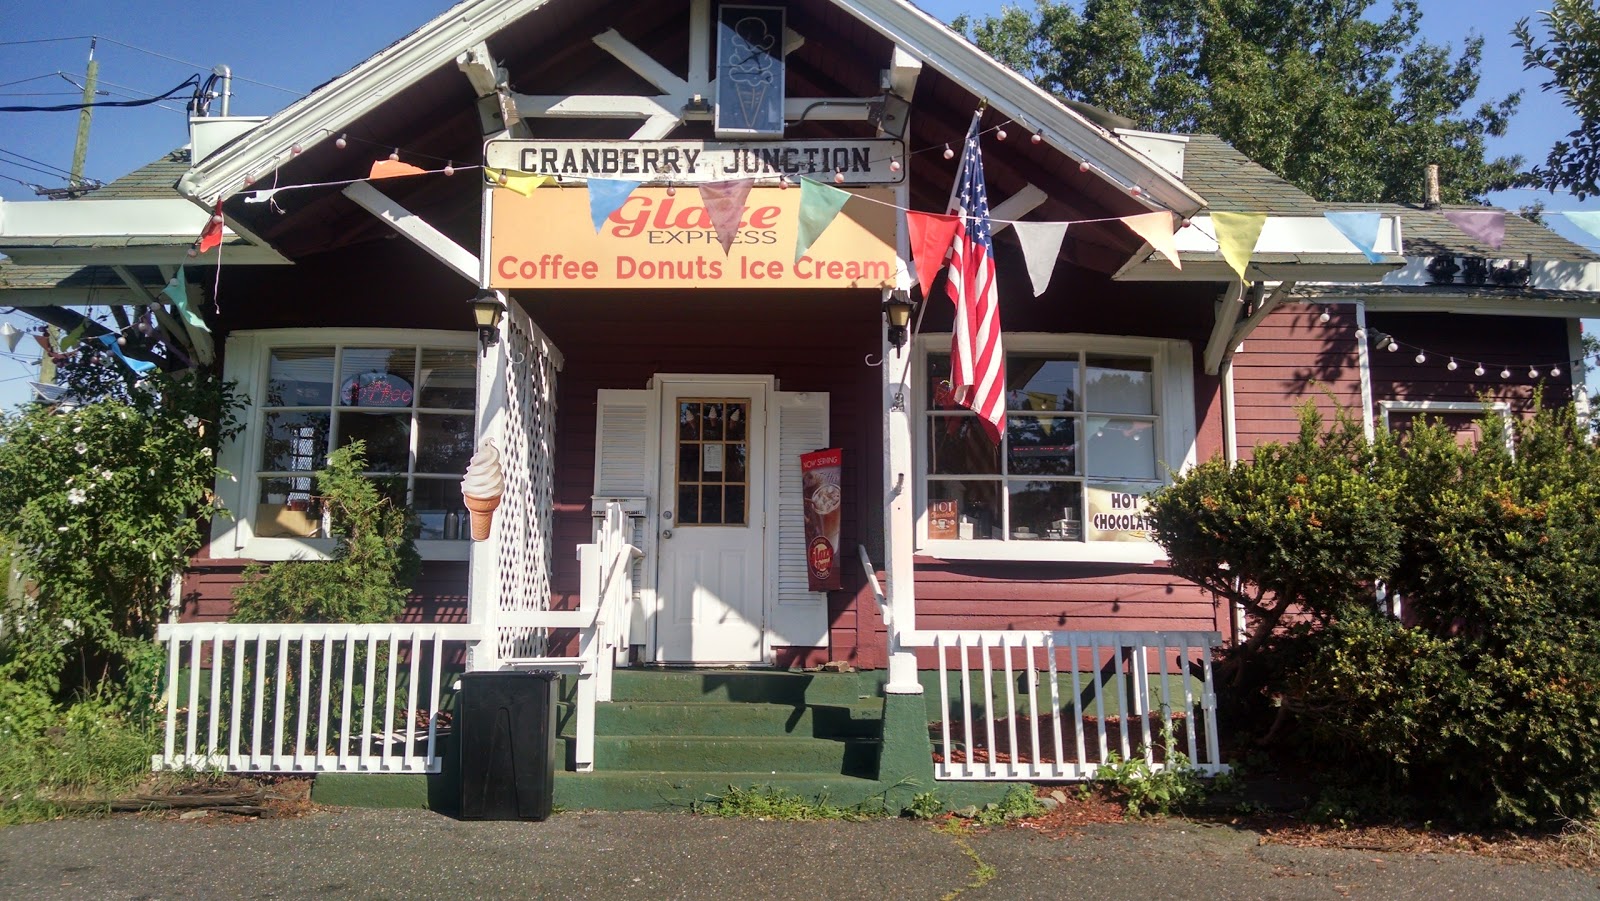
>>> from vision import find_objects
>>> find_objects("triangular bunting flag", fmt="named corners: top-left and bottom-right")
top-left (698, 179), bottom-right (756, 254)
top-left (162, 268), bottom-right (210, 333)
top-left (588, 179), bottom-right (642, 232)
top-left (905, 211), bottom-right (961, 299)
top-left (369, 159), bottom-right (428, 180)
top-left (1563, 211), bottom-right (1600, 245)
top-left (1011, 221), bottom-right (1070, 297)
top-left (196, 201), bottom-right (224, 255)
top-left (1324, 211), bottom-right (1385, 262)
top-left (1442, 209), bottom-right (1506, 250)
top-left (795, 177), bottom-right (852, 263)
top-left (97, 334), bottom-right (157, 375)
top-left (61, 321), bottom-right (87, 351)
top-left (484, 168), bottom-right (549, 197)
top-left (1211, 212), bottom-right (1267, 282)
top-left (1120, 212), bottom-right (1182, 270)
top-left (1, 322), bottom-right (21, 353)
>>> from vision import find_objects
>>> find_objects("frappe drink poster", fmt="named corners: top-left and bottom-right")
top-left (800, 448), bottom-right (843, 591)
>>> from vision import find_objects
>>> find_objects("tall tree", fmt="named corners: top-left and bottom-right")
top-left (1514, 0), bottom-right (1600, 199)
top-left (956, 0), bottom-right (1523, 204)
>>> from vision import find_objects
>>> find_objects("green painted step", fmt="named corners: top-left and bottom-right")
top-left (552, 770), bottom-right (891, 813)
top-left (603, 670), bottom-right (886, 706)
top-left (572, 734), bottom-right (881, 777)
top-left (557, 700), bottom-right (882, 739)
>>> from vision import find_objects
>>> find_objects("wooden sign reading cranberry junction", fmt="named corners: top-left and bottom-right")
top-left (488, 185), bottom-right (898, 289)
top-left (483, 139), bottom-right (906, 185)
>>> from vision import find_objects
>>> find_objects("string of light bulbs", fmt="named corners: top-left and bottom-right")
top-left (1316, 304), bottom-right (1588, 381)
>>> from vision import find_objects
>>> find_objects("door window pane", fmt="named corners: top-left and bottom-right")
top-left (675, 398), bottom-right (749, 526)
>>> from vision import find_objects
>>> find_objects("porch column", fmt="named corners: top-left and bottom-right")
top-left (466, 302), bottom-right (510, 672)
top-left (882, 285), bottom-right (921, 695)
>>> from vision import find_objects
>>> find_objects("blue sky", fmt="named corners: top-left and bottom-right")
top-left (1, 0), bottom-right (1597, 406)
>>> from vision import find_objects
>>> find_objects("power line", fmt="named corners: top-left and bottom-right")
top-left (0, 75), bottom-right (199, 113)
top-left (0, 156), bottom-right (75, 181)
top-left (0, 146), bottom-right (79, 178)
top-left (0, 36), bottom-right (92, 47)
top-left (92, 36), bottom-right (304, 96)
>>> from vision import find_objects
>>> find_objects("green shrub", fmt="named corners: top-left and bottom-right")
top-left (231, 441), bottom-right (420, 624)
top-left (0, 696), bottom-right (158, 824)
top-left (1150, 400), bottom-right (1600, 827)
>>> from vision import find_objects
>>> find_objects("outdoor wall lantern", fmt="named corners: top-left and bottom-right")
top-left (469, 289), bottom-right (507, 354)
top-left (885, 292), bottom-right (916, 353)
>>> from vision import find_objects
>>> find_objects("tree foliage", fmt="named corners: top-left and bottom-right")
top-left (231, 441), bottom-right (420, 624)
top-left (0, 362), bottom-right (241, 699)
top-left (1147, 402), bottom-right (1600, 826)
top-left (956, 0), bottom-right (1522, 204)
top-left (1515, 0), bottom-right (1600, 199)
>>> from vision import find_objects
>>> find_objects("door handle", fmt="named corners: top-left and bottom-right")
top-left (662, 529), bottom-right (673, 540)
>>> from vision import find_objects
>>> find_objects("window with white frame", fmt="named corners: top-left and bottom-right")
top-left (916, 334), bottom-right (1195, 562)
top-left (213, 329), bottom-right (477, 561)
top-left (1378, 399), bottom-right (1511, 449)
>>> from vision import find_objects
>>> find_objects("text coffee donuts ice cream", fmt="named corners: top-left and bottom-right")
top-left (461, 440), bottom-right (504, 540)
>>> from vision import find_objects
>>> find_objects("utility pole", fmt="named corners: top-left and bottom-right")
top-left (69, 38), bottom-right (98, 194)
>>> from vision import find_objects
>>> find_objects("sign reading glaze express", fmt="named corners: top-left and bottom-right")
top-left (488, 186), bottom-right (898, 289)
top-left (483, 139), bottom-right (906, 185)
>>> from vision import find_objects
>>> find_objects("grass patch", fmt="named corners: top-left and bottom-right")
top-left (691, 784), bottom-right (888, 822)
top-left (0, 699), bottom-right (159, 825)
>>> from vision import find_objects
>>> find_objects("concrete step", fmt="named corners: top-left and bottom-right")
top-left (603, 669), bottom-right (885, 706)
top-left (553, 770), bottom-right (890, 812)
top-left (568, 734), bottom-right (881, 777)
top-left (557, 700), bottom-right (883, 739)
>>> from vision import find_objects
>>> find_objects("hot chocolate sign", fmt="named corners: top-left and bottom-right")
top-left (800, 448), bottom-right (843, 591)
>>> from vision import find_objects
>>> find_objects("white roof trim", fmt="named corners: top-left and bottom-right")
top-left (178, 0), bottom-right (1205, 217)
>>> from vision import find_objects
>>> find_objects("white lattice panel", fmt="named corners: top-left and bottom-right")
top-left (495, 302), bottom-right (558, 661)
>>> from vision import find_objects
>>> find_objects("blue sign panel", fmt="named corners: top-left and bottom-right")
top-left (716, 5), bottom-right (786, 138)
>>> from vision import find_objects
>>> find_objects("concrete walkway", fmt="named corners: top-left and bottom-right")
top-left (2, 808), bottom-right (1598, 900)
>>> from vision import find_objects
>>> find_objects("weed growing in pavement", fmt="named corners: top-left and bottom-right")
top-left (970, 784), bottom-right (1045, 826)
top-left (907, 790), bottom-right (946, 820)
top-left (691, 784), bottom-right (887, 822)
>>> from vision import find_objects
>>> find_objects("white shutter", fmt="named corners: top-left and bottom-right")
top-left (593, 389), bottom-right (658, 655)
top-left (767, 390), bottom-right (830, 648)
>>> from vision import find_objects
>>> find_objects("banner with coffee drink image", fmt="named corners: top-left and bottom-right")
top-left (800, 448), bottom-right (843, 591)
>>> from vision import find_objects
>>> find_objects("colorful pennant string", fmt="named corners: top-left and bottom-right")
top-left (1011, 221), bottom-right (1070, 296)
top-left (1442, 209), bottom-right (1506, 250)
top-left (587, 179), bottom-right (641, 232)
top-left (698, 179), bottom-right (756, 254)
top-left (1211, 212), bottom-right (1267, 282)
top-left (368, 159), bottom-right (428, 180)
top-left (1561, 211), bottom-right (1600, 245)
top-left (1120, 212), bottom-right (1182, 270)
top-left (484, 168), bottom-right (549, 197)
top-left (795, 177), bottom-right (852, 263)
top-left (96, 334), bottom-right (157, 375)
top-left (1324, 211), bottom-right (1386, 262)
top-left (162, 268), bottom-right (210, 334)
top-left (905, 211), bottom-right (961, 298)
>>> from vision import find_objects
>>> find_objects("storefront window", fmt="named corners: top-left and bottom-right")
top-left (216, 329), bottom-right (478, 560)
top-left (920, 336), bottom-right (1191, 560)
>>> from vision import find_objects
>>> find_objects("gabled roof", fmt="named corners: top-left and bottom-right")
top-left (176, 0), bottom-right (1204, 218)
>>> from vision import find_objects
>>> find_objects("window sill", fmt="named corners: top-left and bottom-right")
top-left (216, 536), bottom-right (473, 563)
top-left (915, 539), bottom-right (1168, 565)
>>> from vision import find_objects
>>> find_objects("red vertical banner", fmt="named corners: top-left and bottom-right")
top-left (801, 448), bottom-right (843, 591)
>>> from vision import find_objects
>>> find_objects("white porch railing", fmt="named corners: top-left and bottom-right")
top-left (909, 629), bottom-right (1226, 782)
top-left (152, 622), bottom-right (480, 773)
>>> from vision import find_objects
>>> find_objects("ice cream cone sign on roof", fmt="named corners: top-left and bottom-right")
top-left (462, 440), bottom-right (504, 541)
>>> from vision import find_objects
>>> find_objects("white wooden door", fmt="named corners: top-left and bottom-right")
top-left (655, 380), bottom-right (768, 663)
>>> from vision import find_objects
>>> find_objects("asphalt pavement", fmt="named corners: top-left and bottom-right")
top-left (2, 808), bottom-right (1598, 900)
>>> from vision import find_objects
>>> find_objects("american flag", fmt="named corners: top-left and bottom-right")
top-left (946, 115), bottom-right (1006, 444)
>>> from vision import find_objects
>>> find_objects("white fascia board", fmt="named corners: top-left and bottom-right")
top-left (1383, 257), bottom-right (1600, 292)
top-left (1174, 214), bottom-right (1403, 256)
top-left (829, 0), bottom-right (1205, 217)
top-left (1122, 260), bottom-right (1401, 283)
top-left (0, 199), bottom-right (223, 240)
top-left (1351, 294), bottom-right (1600, 319)
top-left (180, 0), bottom-right (550, 206)
top-left (181, 0), bottom-right (1206, 218)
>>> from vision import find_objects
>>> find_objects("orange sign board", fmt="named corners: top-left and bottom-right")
top-left (488, 186), bottom-right (898, 289)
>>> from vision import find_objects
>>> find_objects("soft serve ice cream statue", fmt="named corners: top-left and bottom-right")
top-left (461, 439), bottom-right (504, 540)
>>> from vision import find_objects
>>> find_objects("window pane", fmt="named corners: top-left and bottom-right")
top-left (726, 404), bottom-right (747, 441)
top-left (928, 355), bottom-right (967, 414)
top-left (266, 347), bottom-right (334, 407)
top-left (1008, 415), bottom-right (1078, 476)
top-left (702, 402), bottom-right (725, 440)
top-left (413, 478), bottom-right (466, 540)
top-left (260, 412), bottom-right (329, 472)
top-left (679, 403), bottom-right (700, 440)
top-left (725, 484), bottom-right (746, 525)
top-left (338, 412), bottom-right (411, 473)
top-left (417, 348), bottom-right (476, 409)
top-left (416, 414), bottom-right (474, 475)
top-left (1007, 354), bottom-right (1078, 412)
top-left (927, 480), bottom-right (1002, 541)
top-left (1086, 355), bottom-right (1154, 415)
top-left (928, 415), bottom-right (1001, 474)
top-left (1086, 417), bottom-right (1157, 480)
top-left (679, 443), bottom-right (699, 483)
top-left (339, 347), bottom-right (417, 408)
top-left (726, 444), bottom-right (747, 481)
top-left (1007, 481), bottom-right (1084, 542)
top-left (677, 485), bottom-right (699, 525)
top-left (701, 486), bottom-right (724, 523)
top-left (255, 477), bottom-right (323, 538)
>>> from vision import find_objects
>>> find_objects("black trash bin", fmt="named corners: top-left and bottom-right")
top-left (457, 670), bottom-right (558, 821)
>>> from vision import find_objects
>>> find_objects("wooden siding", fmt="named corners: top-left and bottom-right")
top-left (180, 547), bottom-right (468, 625)
top-left (1231, 304), bottom-right (1363, 457)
